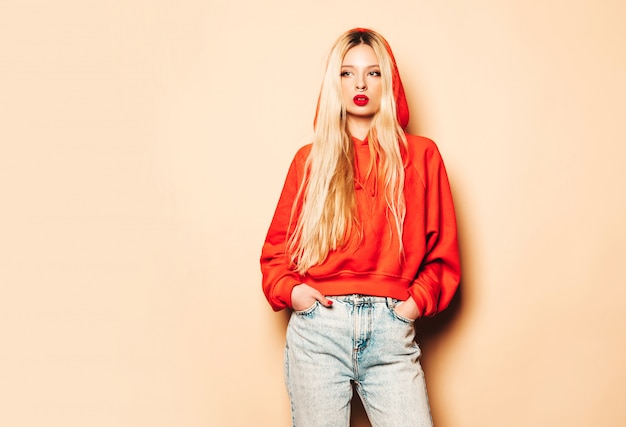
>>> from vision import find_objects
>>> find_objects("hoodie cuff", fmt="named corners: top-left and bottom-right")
top-left (408, 285), bottom-right (431, 317)
top-left (272, 277), bottom-right (301, 311)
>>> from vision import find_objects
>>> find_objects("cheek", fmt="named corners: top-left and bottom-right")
top-left (341, 82), bottom-right (351, 98)
top-left (369, 80), bottom-right (383, 96)
top-left (372, 87), bottom-right (383, 104)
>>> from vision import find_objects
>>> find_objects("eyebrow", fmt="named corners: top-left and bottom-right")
top-left (340, 64), bottom-right (380, 68)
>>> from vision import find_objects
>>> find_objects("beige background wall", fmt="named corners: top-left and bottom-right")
top-left (2, 1), bottom-right (625, 426)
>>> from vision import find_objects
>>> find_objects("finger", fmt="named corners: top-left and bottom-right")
top-left (318, 295), bottom-right (333, 307)
top-left (310, 288), bottom-right (333, 307)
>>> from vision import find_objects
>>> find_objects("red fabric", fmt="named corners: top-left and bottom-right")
top-left (314, 28), bottom-right (409, 129)
top-left (261, 134), bottom-right (460, 316)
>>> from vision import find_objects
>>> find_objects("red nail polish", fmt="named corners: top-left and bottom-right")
top-left (327, 300), bottom-right (333, 306)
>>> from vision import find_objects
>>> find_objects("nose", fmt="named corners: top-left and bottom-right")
top-left (356, 74), bottom-right (367, 92)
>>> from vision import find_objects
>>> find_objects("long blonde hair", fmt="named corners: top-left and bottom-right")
top-left (288, 28), bottom-right (408, 273)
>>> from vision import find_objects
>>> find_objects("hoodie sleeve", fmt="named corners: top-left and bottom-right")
top-left (260, 148), bottom-right (308, 311)
top-left (408, 143), bottom-right (461, 317)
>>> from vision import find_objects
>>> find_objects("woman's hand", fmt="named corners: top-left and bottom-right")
top-left (394, 297), bottom-right (421, 321)
top-left (291, 283), bottom-right (333, 311)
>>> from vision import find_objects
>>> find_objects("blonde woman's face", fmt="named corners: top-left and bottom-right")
top-left (340, 44), bottom-right (382, 125)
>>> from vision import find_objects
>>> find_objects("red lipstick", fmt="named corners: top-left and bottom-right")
top-left (353, 95), bottom-right (369, 106)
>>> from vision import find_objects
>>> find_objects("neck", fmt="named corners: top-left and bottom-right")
top-left (347, 116), bottom-right (373, 140)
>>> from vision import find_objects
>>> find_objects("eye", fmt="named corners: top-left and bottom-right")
top-left (341, 71), bottom-right (353, 77)
top-left (368, 70), bottom-right (381, 77)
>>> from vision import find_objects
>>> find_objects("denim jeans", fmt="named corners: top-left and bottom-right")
top-left (284, 295), bottom-right (433, 427)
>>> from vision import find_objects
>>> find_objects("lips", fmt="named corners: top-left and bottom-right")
top-left (353, 95), bottom-right (369, 106)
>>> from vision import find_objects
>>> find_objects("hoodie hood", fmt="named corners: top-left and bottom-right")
top-left (314, 28), bottom-right (410, 130)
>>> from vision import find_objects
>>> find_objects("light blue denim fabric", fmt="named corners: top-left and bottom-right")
top-left (284, 295), bottom-right (433, 427)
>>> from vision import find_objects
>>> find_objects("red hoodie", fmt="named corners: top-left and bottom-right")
top-left (261, 133), bottom-right (460, 316)
top-left (261, 29), bottom-right (460, 316)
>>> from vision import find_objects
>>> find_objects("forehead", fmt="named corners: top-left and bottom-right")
top-left (341, 44), bottom-right (379, 65)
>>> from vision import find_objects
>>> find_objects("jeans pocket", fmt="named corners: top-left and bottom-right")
top-left (294, 301), bottom-right (320, 316)
top-left (388, 301), bottom-right (415, 325)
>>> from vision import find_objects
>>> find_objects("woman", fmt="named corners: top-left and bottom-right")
top-left (261, 28), bottom-right (460, 426)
